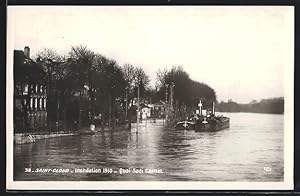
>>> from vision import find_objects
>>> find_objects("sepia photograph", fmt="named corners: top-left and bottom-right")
top-left (6, 6), bottom-right (294, 190)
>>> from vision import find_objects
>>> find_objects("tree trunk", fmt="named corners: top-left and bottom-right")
top-left (78, 89), bottom-right (82, 131)
top-left (56, 90), bottom-right (60, 132)
top-left (125, 91), bottom-right (128, 120)
top-left (108, 93), bottom-right (112, 130)
top-left (102, 92), bottom-right (105, 131)
top-left (47, 78), bottom-right (51, 131)
top-left (62, 91), bottom-right (67, 132)
top-left (92, 89), bottom-right (95, 121)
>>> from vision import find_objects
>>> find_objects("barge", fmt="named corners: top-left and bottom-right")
top-left (175, 100), bottom-right (230, 132)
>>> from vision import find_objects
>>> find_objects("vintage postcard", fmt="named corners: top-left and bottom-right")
top-left (6, 6), bottom-right (294, 190)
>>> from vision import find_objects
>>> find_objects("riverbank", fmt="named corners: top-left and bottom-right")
top-left (14, 123), bottom-right (131, 145)
top-left (14, 132), bottom-right (78, 144)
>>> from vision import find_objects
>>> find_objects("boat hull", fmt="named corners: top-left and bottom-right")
top-left (175, 117), bottom-right (230, 132)
top-left (174, 121), bottom-right (195, 130)
top-left (195, 117), bottom-right (230, 132)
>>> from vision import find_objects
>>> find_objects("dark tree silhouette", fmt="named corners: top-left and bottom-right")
top-left (155, 65), bottom-right (217, 120)
top-left (216, 97), bottom-right (284, 114)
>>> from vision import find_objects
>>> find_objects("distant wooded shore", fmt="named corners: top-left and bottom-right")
top-left (216, 97), bottom-right (284, 114)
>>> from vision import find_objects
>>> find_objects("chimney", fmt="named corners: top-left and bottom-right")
top-left (24, 46), bottom-right (30, 58)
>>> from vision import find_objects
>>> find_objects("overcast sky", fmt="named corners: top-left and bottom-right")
top-left (8, 6), bottom-right (293, 103)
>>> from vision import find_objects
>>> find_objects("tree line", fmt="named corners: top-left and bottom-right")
top-left (216, 97), bottom-right (284, 114)
top-left (34, 45), bottom-right (153, 129)
top-left (16, 45), bottom-right (218, 130)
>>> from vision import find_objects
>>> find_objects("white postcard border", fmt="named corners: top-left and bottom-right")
top-left (6, 6), bottom-right (294, 190)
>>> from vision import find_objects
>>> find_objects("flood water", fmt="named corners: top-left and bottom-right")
top-left (14, 112), bottom-right (284, 181)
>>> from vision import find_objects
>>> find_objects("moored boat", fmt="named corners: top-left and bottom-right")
top-left (175, 100), bottom-right (230, 132)
top-left (194, 115), bottom-right (230, 132)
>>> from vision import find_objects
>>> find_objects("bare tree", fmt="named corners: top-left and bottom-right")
top-left (67, 45), bottom-right (96, 128)
top-left (35, 48), bottom-right (67, 129)
top-left (133, 67), bottom-right (150, 89)
top-left (122, 64), bottom-right (135, 119)
top-left (155, 65), bottom-right (217, 120)
top-left (155, 68), bottom-right (168, 89)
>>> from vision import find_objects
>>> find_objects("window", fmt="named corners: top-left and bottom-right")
top-left (40, 98), bottom-right (43, 109)
top-left (37, 98), bottom-right (39, 109)
top-left (44, 99), bottom-right (47, 109)
top-left (30, 98), bottom-right (33, 109)
top-left (24, 84), bottom-right (29, 95)
top-left (40, 85), bottom-right (43, 93)
top-left (35, 85), bottom-right (38, 93)
top-left (34, 98), bottom-right (37, 109)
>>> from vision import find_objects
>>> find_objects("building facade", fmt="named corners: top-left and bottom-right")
top-left (148, 100), bottom-right (167, 118)
top-left (14, 46), bottom-right (48, 132)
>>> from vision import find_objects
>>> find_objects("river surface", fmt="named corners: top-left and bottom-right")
top-left (14, 112), bottom-right (284, 181)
